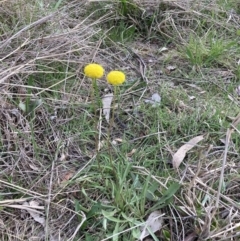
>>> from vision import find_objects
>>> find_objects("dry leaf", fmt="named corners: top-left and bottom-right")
top-left (139, 211), bottom-right (163, 240)
top-left (59, 153), bottom-right (67, 162)
top-left (29, 164), bottom-right (39, 171)
top-left (182, 232), bottom-right (198, 241)
top-left (102, 93), bottom-right (113, 123)
top-left (127, 149), bottom-right (136, 157)
top-left (172, 135), bottom-right (204, 169)
top-left (151, 93), bottom-right (161, 104)
top-left (114, 138), bottom-right (123, 143)
top-left (219, 138), bottom-right (227, 145)
top-left (145, 93), bottom-right (161, 107)
top-left (178, 100), bottom-right (190, 109)
top-left (166, 65), bottom-right (176, 71)
top-left (158, 46), bottom-right (168, 52)
top-left (112, 140), bottom-right (117, 145)
top-left (98, 140), bottom-right (105, 149)
top-left (189, 96), bottom-right (196, 100)
top-left (61, 172), bottom-right (74, 183)
top-left (23, 201), bottom-right (45, 226)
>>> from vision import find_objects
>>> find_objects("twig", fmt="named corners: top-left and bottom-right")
top-left (216, 113), bottom-right (240, 208)
top-left (45, 141), bottom-right (62, 239)
top-left (68, 211), bottom-right (86, 241)
top-left (215, 128), bottom-right (232, 210)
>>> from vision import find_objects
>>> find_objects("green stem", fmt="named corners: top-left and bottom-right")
top-left (26, 78), bottom-right (33, 115)
top-left (107, 86), bottom-right (118, 178)
top-left (91, 78), bottom-right (103, 178)
top-left (109, 87), bottom-right (117, 135)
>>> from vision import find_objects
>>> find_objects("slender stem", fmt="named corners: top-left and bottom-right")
top-left (109, 86), bottom-right (117, 137)
top-left (91, 78), bottom-right (103, 178)
top-left (107, 86), bottom-right (118, 177)
top-left (92, 79), bottom-right (98, 149)
top-left (26, 77), bottom-right (33, 115)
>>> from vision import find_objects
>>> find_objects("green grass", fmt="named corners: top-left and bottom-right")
top-left (183, 32), bottom-right (237, 67)
top-left (1, 0), bottom-right (240, 240)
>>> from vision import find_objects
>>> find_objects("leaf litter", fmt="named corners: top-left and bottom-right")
top-left (0, 0), bottom-right (239, 241)
top-left (172, 135), bottom-right (204, 169)
top-left (23, 201), bottom-right (45, 226)
top-left (102, 93), bottom-right (113, 123)
top-left (139, 210), bottom-right (164, 240)
top-left (145, 93), bottom-right (161, 107)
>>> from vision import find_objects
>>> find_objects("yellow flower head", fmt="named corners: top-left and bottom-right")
top-left (106, 71), bottom-right (126, 86)
top-left (84, 63), bottom-right (104, 79)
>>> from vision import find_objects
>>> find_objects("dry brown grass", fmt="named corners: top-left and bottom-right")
top-left (0, 0), bottom-right (240, 240)
top-left (0, 1), bottom-right (109, 240)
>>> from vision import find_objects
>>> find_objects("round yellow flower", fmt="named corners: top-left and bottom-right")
top-left (84, 63), bottom-right (104, 79)
top-left (106, 71), bottom-right (126, 86)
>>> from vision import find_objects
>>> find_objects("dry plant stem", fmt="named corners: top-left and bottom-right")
top-left (215, 113), bottom-right (240, 210)
top-left (215, 128), bottom-right (232, 211)
top-left (52, 155), bottom-right (97, 201)
top-left (45, 145), bottom-right (58, 240)
top-left (68, 211), bottom-right (86, 241)
top-left (0, 179), bottom-right (45, 197)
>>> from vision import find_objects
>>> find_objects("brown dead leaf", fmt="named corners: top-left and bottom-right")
top-left (102, 93), bottom-right (113, 123)
top-left (23, 201), bottom-right (45, 226)
top-left (127, 149), bottom-right (136, 157)
top-left (182, 232), bottom-right (198, 241)
top-left (59, 153), bottom-right (67, 162)
top-left (112, 140), bottom-right (117, 145)
top-left (29, 164), bottom-right (39, 171)
top-left (188, 96), bottom-right (196, 100)
top-left (139, 211), bottom-right (163, 240)
top-left (114, 138), bottom-right (123, 143)
top-left (61, 172), bottom-right (74, 185)
top-left (166, 65), bottom-right (176, 71)
top-left (178, 100), bottom-right (189, 109)
top-left (172, 135), bottom-right (204, 169)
